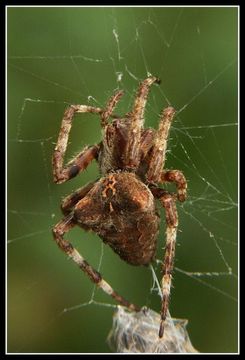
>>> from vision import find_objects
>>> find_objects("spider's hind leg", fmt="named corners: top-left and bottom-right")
top-left (52, 215), bottom-right (140, 313)
top-left (60, 181), bottom-right (96, 215)
top-left (150, 187), bottom-right (178, 338)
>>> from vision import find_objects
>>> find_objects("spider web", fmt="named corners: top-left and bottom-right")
top-left (7, 6), bottom-right (238, 354)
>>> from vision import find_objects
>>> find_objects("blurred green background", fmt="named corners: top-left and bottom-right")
top-left (7, 6), bottom-right (238, 353)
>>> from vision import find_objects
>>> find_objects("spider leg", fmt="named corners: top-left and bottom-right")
top-left (61, 181), bottom-right (96, 215)
top-left (161, 170), bottom-right (187, 202)
top-left (52, 104), bottom-right (102, 184)
top-left (52, 215), bottom-right (140, 312)
top-left (146, 107), bottom-right (176, 183)
top-left (150, 188), bottom-right (178, 338)
top-left (101, 90), bottom-right (124, 127)
top-left (125, 76), bottom-right (160, 169)
top-left (53, 144), bottom-right (99, 184)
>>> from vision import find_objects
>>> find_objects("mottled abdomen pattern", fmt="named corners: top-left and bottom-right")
top-left (74, 172), bottom-right (160, 265)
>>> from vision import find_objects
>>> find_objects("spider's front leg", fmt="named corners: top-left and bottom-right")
top-left (53, 90), bottom-right (124, 184)
top-left (146, 107), bottom-right (176, 183)
top-left (125, 76), bottom-right (160, 169)
top-left (52, 104), bottom-right (102, 184)
top-left (150, 187), bottom-right (178, 338)
top-left (146, 104), bottom-right (187, 200)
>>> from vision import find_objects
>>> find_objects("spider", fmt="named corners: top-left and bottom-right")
top-left (52, 76), bottom-right (187, 338)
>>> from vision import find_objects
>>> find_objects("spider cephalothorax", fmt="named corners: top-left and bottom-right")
top-left (52, 76), bottom-right (187, 338)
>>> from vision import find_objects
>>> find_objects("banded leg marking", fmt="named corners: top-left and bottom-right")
top-left (146, 107), bottom-right (176, 183)
top-left (125, 76), bottom-right (160, 168)
top-left (52, 216), bottom-right (139, 311)
top-left (159, 193), bottom-right (178, 338)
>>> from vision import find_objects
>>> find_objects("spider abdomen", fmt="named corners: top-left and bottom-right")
top-left (74, 172), bottom-right (160, 265)
top-left (103, 210), bottom-right (160, 266)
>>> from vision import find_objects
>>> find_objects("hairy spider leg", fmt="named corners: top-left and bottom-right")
top-left (150, 188), bottom-right (178, 338)
top-left (61, 181), bottom-right (96, 215)
top-left (159, 193), bottom-right (178, 338)
top-left (146, 107), bottom-right (176, 183)
top-left (161, 170), bottom-right (187, 202)
top-left (101, 90), bottom-right (124, 127)
top-left (125, 76), bottom-right (161, 168)
top-left (52, 214), bottom-right (140, 312)
top-left (52, 104), bottom-right (103, 184)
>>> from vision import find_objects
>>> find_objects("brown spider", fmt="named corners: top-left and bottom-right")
top-left (52, 76), bottom-right (187, 338)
